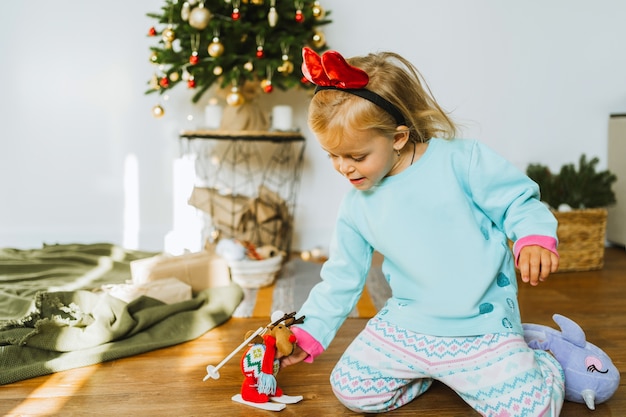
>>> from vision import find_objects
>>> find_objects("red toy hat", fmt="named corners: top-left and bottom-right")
top-left (256, 334), bottom-right (278, 395)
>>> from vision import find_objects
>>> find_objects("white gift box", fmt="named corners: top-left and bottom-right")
top-left (130, 250), bottom-right (231, 292)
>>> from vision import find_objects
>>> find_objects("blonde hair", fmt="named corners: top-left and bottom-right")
top-left (308, 51), bottom-right (457, 146)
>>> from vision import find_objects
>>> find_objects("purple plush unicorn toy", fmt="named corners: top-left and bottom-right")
top-left (523, 314), bottom-right (620, 410)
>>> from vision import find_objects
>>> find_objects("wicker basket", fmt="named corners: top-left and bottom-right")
top-left (228, 254), bottom-right (283, 288)
top-left (553, 208), bottom-right (608, 272)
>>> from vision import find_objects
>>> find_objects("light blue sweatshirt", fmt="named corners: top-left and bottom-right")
top-left (296, 138), bottom-right (558, 351)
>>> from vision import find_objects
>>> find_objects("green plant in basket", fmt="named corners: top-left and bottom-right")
top-left (526, 154), bottom-right (617, 210)
top-left (526, 155), bottom-right (617, 272)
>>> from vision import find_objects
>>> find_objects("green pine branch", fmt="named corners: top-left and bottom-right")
top-left (527, 154), bottom-right (617, 209)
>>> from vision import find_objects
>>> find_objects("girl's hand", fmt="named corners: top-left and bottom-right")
top-left (280, 345), bottom-right (309, 368)
top-left (518, 245), bottom-right (559, 286)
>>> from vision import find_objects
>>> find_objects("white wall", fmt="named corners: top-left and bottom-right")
top-left (1, 0), bottom-right (625, 252)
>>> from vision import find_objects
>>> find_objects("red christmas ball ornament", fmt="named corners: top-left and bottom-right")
top-left (262, 81), bottom-right (273, 93)
top-left (256, 47), bottom-right (264, 58)
top-left (295, 10), bottom-right (304, 23)
top-left (187, 78), bottom-right (196, 88)
top-left (189, 53), bottom-right (199, 65)
top-left (159, 76), bottom-right (170, 88)
top-left (148, 27), bottom-right (157, 36)
top-left (232, 8), bottom-right (240, 20)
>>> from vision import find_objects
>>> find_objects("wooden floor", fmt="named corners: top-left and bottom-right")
top-left (1, 247), bottom-right (625, 417)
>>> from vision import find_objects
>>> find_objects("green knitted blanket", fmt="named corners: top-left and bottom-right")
top-left (0, 243), bottom-right (243, 385)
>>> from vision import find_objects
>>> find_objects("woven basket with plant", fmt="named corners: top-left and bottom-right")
top-left (526, 155), bottom-right (617, 272)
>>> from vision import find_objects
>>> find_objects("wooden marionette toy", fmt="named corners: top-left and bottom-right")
top-left (203, 311), bottom-right (305, 411)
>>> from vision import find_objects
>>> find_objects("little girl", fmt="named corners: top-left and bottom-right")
top-left (282, 47), bottom-right (565, 416)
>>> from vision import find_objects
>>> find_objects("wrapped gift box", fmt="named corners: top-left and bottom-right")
top-left (187, 185), bottom-right (292, 251)
top-left (102, 277), bottom-right (192, 304)
top-left (188, 186), bottom-right (251, 231)
top-left (130, 250), bottom-right (231, 293)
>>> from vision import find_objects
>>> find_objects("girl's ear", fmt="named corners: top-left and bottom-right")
top-left (393, 126), bottom-right (410, 151)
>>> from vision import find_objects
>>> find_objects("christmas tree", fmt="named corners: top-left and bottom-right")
top-left (146, 0), bottom-right (331, 117)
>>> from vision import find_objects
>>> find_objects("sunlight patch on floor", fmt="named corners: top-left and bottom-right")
top-left (7, 367), bottom-right (98, 416)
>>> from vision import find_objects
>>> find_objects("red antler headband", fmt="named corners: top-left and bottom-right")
top-left (301, 47), bottom-right (407, 126)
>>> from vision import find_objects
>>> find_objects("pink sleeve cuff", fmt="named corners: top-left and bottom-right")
top-left (513, 235), bottom-right (559, 267)
top-left (291, 327), bottom-right (325, 363)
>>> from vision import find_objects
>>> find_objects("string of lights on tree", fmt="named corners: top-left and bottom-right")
top-left (147, 0), bottom-right (331, 118)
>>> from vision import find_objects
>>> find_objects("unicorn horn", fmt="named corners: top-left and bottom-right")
top-left (581, 389), bottom-right (596, 410)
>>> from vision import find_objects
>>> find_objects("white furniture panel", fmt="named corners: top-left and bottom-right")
top-left (607, 114), bottom-right (626, 246)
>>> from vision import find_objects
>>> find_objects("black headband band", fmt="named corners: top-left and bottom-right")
top-left (314, 85), bottom-right (407, 126)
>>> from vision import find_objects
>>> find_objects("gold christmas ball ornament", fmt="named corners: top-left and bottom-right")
top-left (188, 5), bottom-right (211, 30)
top-left (207, 38), bottom-right (224, 57)
top-left (169, 71), bottom-right (180, 82)
top-left (226, 87), bottom-right (245, 106)
top-left (213, 65), bottom-right (223, 75)
top-left (312, 1), bottom-right (325, 19)
top-left (243, 61), bottom-right (254, 71)
top-left (149, 51), bottom-right (158, 63)
top-left (162, 27), bottom-right (176, 43)
top-left (151, 104), bottom-right (165, 118)
top-left (277, 60), bottom-right (294, 74)
top-left (311, 30), bottom-right (326, 48)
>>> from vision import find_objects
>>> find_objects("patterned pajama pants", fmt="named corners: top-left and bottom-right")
top-left (330, 317), bottom-right (565, 416)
